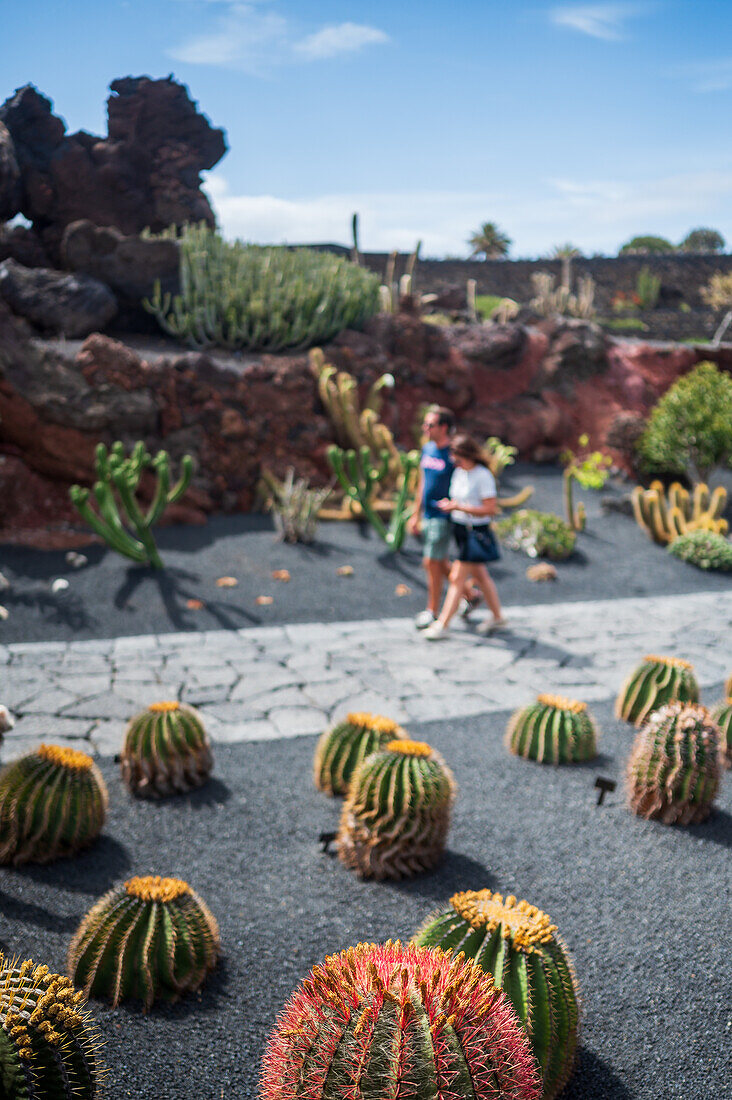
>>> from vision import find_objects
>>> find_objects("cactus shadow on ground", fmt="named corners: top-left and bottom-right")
top-left (563, 1047), bottom-right (633, 1099)
top-left (678, 807), bottom-right (732, 851)
top-left (112, 565), bottom-right (261, 630)
top-left (10, 835), bottom-right (131, 893)
top-left (177, 777), bottom-right (232, 808)
top-left (378, 850), bottom-right (498, 903)
top-left (2, 587), bottom-right (94, 631)
top-left (0, 887), bottom-right (79, 938)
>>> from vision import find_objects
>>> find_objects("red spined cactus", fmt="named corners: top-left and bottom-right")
top-left (261, 940), bottom-right (542, 1100)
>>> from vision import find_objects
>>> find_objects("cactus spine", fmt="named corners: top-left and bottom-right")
top-left (121, 701), bottom-right (213, 798)
top-left (627, 703), bottom-right (720, 824)
top-left (336, 739), bottom-right (456, 879)
top-left (260, 940), bottom-right (542, 1100)
top-left (0, 954), bottom-right (103, 1098)
top-left (631, 480), bottom-right (728, 545)
top-left (313, 712), bottom-right (403, 796)
top-left (0, 745), bottom-right (108, 865)
top-left (68, 876), bottom-right (220, 1009)
top-left (615, 655), bottom-right (699, 726)
top-left (710, 698), bottom-right (732, 768)
top-left (412, 890), bottom-right (579, 1100)
top-left (505, 694), bottom-right (598, 764)
top-left (69, 441), bottom-right (192, 569)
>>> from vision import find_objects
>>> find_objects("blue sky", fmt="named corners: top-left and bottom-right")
top-left (4, 0), bottom-right (732, 256)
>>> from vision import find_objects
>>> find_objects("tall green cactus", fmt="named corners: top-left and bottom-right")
top-left (261, 940), bottom-right (542, 1100)
top-left (0, 744), bottom-right (108, 865)
top-left (68, 875), bottom-right (220, 1010)
top-left (70, 441), bottom-right (192, 569)
top-left (505, 694), bottom-right (598, 764)
top-left (0, 955), bottom-right (103, 1098)
top-left (412, 889), bottom-right (580, 1100)
top-left (627, 702), bottom-right (720, 824)
top-left (337, 739), bottom-right (456, 879)
top-left (144, 224), bottom-right (380, 352)
top-left (615, 654), bottom-right (699, 726)
top-left (313, 711), bottom-right (403, 796)
top-left (710, 697), bottom-right (732, 768)
top-left (327, 444), bottom-right (420, 551)
top-left (120, 701), bottom-right (213, 798)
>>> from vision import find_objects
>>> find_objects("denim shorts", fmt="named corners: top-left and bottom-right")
top-left (422, 517), bottom-right (452, 560)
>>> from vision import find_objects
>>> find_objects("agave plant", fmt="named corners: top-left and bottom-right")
top-left (68, 875), bottom-right (220, 1009)
top-left (0, 744), bottom-right (108, 865)
top-left (0, 954), bottom-right (103, 1097)
top-left (261, 940), bottom-right (542, 1100)
top-left (413, 889), bottom-right (579, 1100)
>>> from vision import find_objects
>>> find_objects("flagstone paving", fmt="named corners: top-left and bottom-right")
top-left (1, 590), bottom-right (729, 757)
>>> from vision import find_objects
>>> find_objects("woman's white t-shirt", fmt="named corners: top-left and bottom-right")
top-left (449, 464), bottom-right (497, 526)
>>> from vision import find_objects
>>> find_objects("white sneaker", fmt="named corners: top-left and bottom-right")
top-left (478, 617), bottom-right (510, 635)
top-left (424, 621), bottom-right (448, 641)
top-left (414, 609), bottom-right (436, 630)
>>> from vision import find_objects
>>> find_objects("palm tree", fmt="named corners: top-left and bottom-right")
top-left (468, 222), bottom-right (512, 260)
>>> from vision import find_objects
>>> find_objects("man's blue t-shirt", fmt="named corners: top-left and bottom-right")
top-left (421, 441), bottom-right (454, 519)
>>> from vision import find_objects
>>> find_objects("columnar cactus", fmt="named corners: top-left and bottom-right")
top-left (313, 711), bottom-right (403, 795)
top-left (68, 875), bottom-right (220, 1009)
top-left (616, 655), bottom-right (699, 726)
top-left (0, 744), bottom-right (108, 865)
top-left (0, 954), bottom-right (103, 1098)
top-left (505, 694), bottom-right (598, 764)
top-left (260, 940), bottom-right (542, 1100)
top-left (336, 739), bottom-right (456, 880)
top-left (121, 701), bottom-right (213, 797)
top-left (627, 702), bottom-right (720, 824)
top-left (710, 698), bottom-right (732, 768)
top-left (412, 890), bottom-right (579, 1100)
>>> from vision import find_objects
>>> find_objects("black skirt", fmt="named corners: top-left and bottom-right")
top-left (453, 521), bottom-right (501, 564)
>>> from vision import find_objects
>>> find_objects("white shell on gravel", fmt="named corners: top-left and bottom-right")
top-left (0, 705), bottom-right (14, 733)
top-left (0, 605), bottom-right (8, 620)
top-left (0, 572), bottom-right (9, 591)
top-left (65, 552), bottom-right (88, 569)
top-left (51, 578), bottom-right (70, 593)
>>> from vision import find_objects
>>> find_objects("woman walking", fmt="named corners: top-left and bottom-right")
top-left (423, 434), bottom-right (508, 640)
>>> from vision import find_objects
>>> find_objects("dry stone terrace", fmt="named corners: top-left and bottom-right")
top-left (2, 589), bottom-right (729, 757)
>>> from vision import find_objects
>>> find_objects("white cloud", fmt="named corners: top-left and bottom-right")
top-left (294, 23), bottom-right (390, 61)
top-left (549, 3), bottom-right (645, 41)
top-left (169, 2), bottom-right (389, 71)
top-left (202, 170), bottom-right (732, 258)
top-left (675, 57), bottom-right (732, 93)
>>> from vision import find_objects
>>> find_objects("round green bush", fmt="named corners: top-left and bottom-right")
top-left (668, 530), bottom-right (732, 571)
top-left (495, 509), bottom-right (576, 560)
top-left (144, 223), bottom-right (380, 352)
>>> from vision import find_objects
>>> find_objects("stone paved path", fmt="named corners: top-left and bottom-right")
top-left (1, 590), bottom-right (730, 757)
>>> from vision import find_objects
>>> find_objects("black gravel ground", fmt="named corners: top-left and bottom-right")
top-left (1, 465), bottom-right (730, 643)
top-left (0, 694), bottom-right (729, 1099)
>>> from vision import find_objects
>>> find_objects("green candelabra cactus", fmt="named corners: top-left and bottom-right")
top-left (68, 875), bottom-right (220, 1010)
top-left (337, 739), bottom-right (456, 880)
top-left (0, 744), bottom-right (108, 865)
top-left (505, 694), bottom-right (598, 765)
top-left (120, 701), bottom-right (213, 798)
top-left (710, 697), bottom-right (732, 768)
top-left (412, 889), bottom-right (580, 1100)
top-left (260, 940), bottom-right (542, 1100)
top-left (144, 224), bottom-right (380, 352)
top-left (327, 444), bottom-right (419, 551)
top-left (70, 441), bottom-right (193, 569)
top-left (313, 711), bottom-right (404, 796)
top-left (0, 954), bottom-right (103, 1098)
top-left (615, 654), bottom-right (699, 726)
top-left (627, 702), bottom-right (720, 824)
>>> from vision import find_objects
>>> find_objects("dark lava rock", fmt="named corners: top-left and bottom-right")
top-left (0, 258), bottom-right (117, 336)
top-left (450, 322), bottom-right (526, 369)
top-left (61, 219), bottom-right (180, 306)
top-left (0, 76), bottom-right (227, 260)
top-left (0, 223), bottom-right (50, 268)
top-left (0, 121), bottom-right (22, 221)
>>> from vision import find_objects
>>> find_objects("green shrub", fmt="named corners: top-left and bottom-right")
top-left (636, 265), bottom-right (661, 309)
top-left (475, 293), bottom-right (505, 318)
top-left (619, 235), bottom-right (675, 255)
top-left (668, 530), bottom-right (732, 571)
top-left (144, 223), bottom-right (380, 352)
top-left (495, 509), bottom-right (576, 560)
top-left (601, 317), bottom-right (649, 332)
top-left (637, 361), bottom-right (732, 482)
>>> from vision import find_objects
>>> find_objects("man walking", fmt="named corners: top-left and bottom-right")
top-left (408, 406), bottom-right (466, 629)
